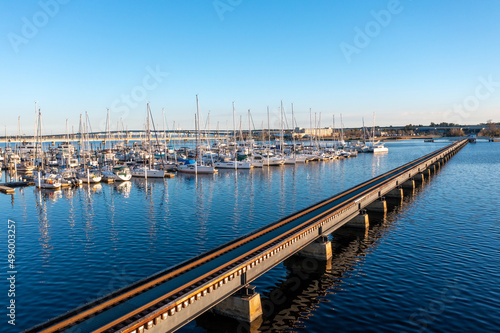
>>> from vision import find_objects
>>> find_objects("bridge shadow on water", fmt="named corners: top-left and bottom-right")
top-left (191, 176), bottom-right (434, 333)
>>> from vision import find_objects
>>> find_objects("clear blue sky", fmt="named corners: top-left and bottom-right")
top-left (1, 0), bottom-right (499, 135)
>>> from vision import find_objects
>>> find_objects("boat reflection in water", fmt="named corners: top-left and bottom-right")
top-left (115, 181), bottom-right (132, 197)
top-left (38, 188), bottom-right (63, 201)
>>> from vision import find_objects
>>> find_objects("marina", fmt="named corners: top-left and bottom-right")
top-left (1, 139), bottom-right (499, 332)
top-left (25, 140), bottom-right (467, 332)
top-left (2, 2), bottom-right (500, 332)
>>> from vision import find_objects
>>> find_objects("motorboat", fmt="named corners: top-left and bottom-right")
top-left (34, 173), bottom-right (62, 189)
top-left (102, 166), bottom-right (133, 181)
top-left (131, 166), bottom-right (164, 178)
top-left (77, 169), bottom-right (102, 183)
top-left (177, 163), bottom-right (217, 174)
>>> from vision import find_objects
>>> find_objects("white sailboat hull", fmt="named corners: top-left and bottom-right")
top-left (250, 161), bottom-right (263, 168)
top-left (131, 168), bottom-right (164, 178)
top-left (213, 161), bottom-right (253, 169)
top-left (177, 164), bottom-right (217, 174)
top-left (372, 146), bottom-right (389, 153)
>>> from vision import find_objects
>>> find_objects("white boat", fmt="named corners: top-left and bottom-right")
top-left (113, 166), bottom-right (133, 181)
top-left (77, 169), bottom-right (102, 183)
top-left (283, 156), bottom-right (297, 165)
top-left (177, 163), bottom-right (217, 174)
top-left (47, 157), bottom-right (59, 167)
top-left (366, 113), bottom-right (389, 153)
top-left (17, 161), bottom-right (35, 172)
top-left (35, 173), bottom-right (62, 189)
top-left (213, 161), bottom-right (253, 169)
top-left (19, 142), bottom-right (41, 155)
top-left (57, 142), bottom-right (75, 155)
top-left (254, 153), bottom-right (285, 166)
top-left (131, 166), bottom-right (164, 178)
top-left (102, 166), bottom-right (133, 181)
top-left (365, 141), bottom-right (389, 153)
top-left (371, 145), bottom-right (389, 153)
top-left (58, 169), bottom-right (82, 186)
top-left (250, 160), bottom-right (264, 168)
top-left (176, 95), bottom-right (218, 175)
top-left (158, 161), bottom-right (177, 171)
top-left (294, 155), bottom-right (308, 163)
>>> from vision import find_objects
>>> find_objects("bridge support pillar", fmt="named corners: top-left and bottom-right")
top-left (366, 198), bottom-right (387, 213)
top-left (213, 285), bottom-right (263, 323)
top-left (386, 187), bottom-right (403, 199)
top-left (402, 180), bottom-right (415, 190)
top-left (298, 236), bottom-right (332, 260)
top-left (345, 211), bottom-right (369, 229)
top-left (414, 173), bottom-right (425, 183)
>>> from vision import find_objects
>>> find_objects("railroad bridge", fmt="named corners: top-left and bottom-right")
top-left (27, 139), bottom-right (468, 333)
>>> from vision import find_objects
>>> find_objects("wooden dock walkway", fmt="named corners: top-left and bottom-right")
top-left (0, 185), bottom-right (15, 194)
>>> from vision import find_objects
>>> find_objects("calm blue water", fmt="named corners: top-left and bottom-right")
top-left (1, 140), bottom-right (499, 332)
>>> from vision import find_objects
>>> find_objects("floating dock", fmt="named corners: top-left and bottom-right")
top-left (0, 185), bottom-right (15, 194)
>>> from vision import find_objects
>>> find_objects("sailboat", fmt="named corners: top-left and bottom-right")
top-left (102, 165), bottom-right (132, 181)
top-left (213, 102), bottom-right (252, 169)
top-left (177, 95), bottom-right (218, 174)
top-left (77, 168), bottom-right (102, 183)
top-left (76, 112), bottom-right (102, 183)
top-left (366, 113), bottom-right (389, 153)
top-left (131, 103), bottom-right (165, 178)
top-left (35, 172), bottom-right (62, 189)
top-left (258, 106), bottom-right (284, 166)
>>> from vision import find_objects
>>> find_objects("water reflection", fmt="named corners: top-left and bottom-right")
top-left (194, 217), bottom-right (395, 333)
top-left (194, 173), bottom-right (215, 251)
top-left (40, 188), bottom-right (63, 201)
top-left (34, 190), bottom-right (53, 265)
top-left (115, 181), bottom-right (132, 197)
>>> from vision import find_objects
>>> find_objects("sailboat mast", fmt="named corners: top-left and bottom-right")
top-left (280, 100), bottom-right (284, 155)
top-left (247, 110), bottom-right (251, 142)
top-left (372, 112), bottom-right (375, 144)
top-left (291, 103), bottom-right (296, 156)
top-left (106, 108), bottom-right (110, 151)
top-left (147, 103), bottom-right (153, 168)
top-left (314, 112), bottom-right (317, 149)
top-left (267, 106), bottom-right (270, 150)
top-left (34, 101), bottom-right (37, 144)
top-left (309, 108), bottom-right (312, 147)
top-left (340, 113), bottom-right (344, 143)
top-left (248, 109), bottom-right (252, 156)
top-left (196, 94), bottom-right (200, 162)
top-left (333, 114), bottom-right (336, 149)
top-left (162, 107), bottom-right (166, 143)
top-left (232, 101), bottom-right (236, 147)
top-left (37, 107), bottom-right (42, 168)
top-left (319, 112), bottom-right (322, 149)
top-left (362, 117), bottom-right (366, 144)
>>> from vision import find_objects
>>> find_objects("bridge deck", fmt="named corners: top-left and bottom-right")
top-left (26, 139), bottom-right (467, 333)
